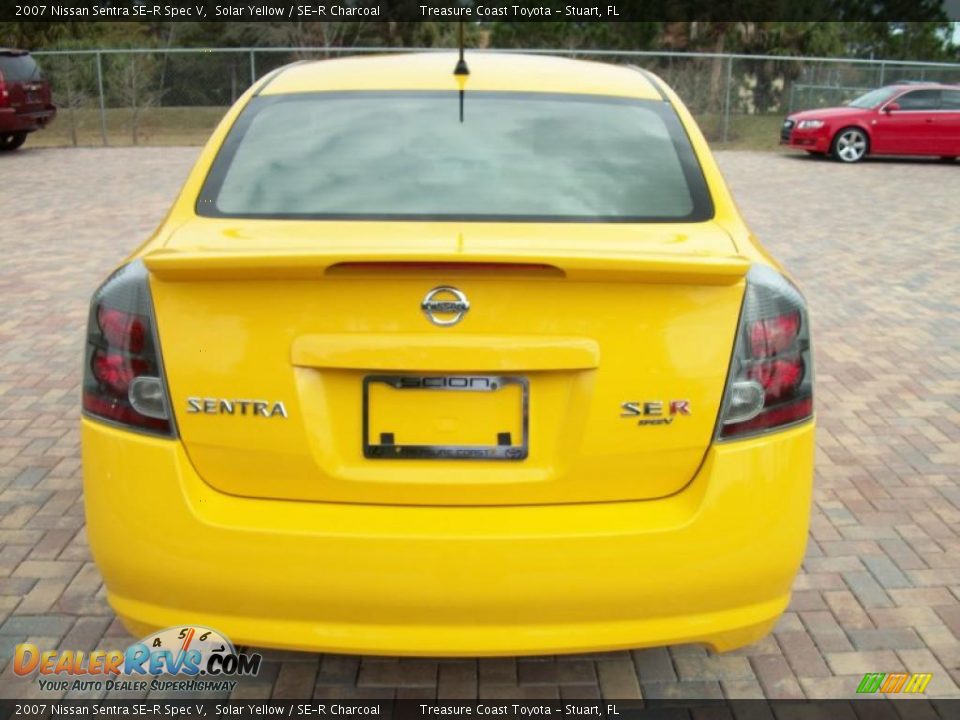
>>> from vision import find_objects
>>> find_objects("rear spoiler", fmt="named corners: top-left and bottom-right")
top-left (143, 250), bottom-right (750, 286)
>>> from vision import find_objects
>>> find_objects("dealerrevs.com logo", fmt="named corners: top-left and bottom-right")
top-left (13, 625), bottom-right (262, 693)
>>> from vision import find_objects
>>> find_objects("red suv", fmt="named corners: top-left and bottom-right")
top-left (0, 49), bottom-right (56, 152)
top-left (781, 83), bottom-right (960, 163)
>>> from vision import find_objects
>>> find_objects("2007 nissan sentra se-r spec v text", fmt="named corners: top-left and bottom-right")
top-left (81, 52), bottom-right (815, 657)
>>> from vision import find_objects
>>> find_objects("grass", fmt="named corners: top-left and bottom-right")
top-left (697, 113), bottom-right (786, 152)
top-left (26, 106), bottom-right (229, 148)
top-left (24, 106), bottom-right (788, 151)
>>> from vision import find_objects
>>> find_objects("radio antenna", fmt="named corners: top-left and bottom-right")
top-left (454, 22), bottom-right (469, 76)
top-left (453, 22), bottom-right (469, 123)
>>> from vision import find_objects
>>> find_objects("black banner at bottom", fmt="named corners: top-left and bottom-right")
top-left (2, 700), bottom-right (960, 720)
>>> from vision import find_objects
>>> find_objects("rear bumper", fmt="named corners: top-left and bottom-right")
top-left (0, 105), bottom-right (56, 133)
top-left (82, 418), bottom-right (814, 656)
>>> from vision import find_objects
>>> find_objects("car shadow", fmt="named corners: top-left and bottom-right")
top-left (780, 152), bottom-right (957, 166)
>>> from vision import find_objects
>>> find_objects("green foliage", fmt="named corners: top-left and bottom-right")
top-left (835, 22), bottom-right (956, 61)
top-left (489, 22), bottom-right (662, 51)
top-left (0, 21), bottom-right (86, 49)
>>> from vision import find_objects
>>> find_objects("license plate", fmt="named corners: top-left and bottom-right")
top-left (363, 375), bottom-right (528, 461)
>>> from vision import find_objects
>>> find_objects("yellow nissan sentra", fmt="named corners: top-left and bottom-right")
top-left (81, 52), bottom-right (814, 656)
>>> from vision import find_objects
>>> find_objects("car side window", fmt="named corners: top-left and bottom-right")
top-left (942, 90), bottom-right (960, 110)
top-left (894, 90), bottom-right (941, 111)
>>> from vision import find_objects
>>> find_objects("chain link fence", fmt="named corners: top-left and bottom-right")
top-left (29, 47), bottom-right (960, 148)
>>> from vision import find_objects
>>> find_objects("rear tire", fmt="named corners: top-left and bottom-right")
top-left (0, 133), bottom-right (27, 152)
top-left (831, 128), bottom-right (868, 163)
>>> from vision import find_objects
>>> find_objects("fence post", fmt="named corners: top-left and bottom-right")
top-left (722, 55), bottom-right (733, 144)
top-left (250, 49), bottom-right (256, 85)
top-left (95, 51), bottom-right (108, 146)
top-left (878, 61), bottom-right (886, 86)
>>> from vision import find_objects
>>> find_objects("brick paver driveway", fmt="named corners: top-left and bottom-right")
top-left (0, 147), bottom-right (958, 701)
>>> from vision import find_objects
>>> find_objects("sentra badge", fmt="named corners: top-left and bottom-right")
top-left (187, 398), bottom-right (288, 418)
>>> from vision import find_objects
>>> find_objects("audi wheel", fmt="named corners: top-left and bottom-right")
top-left (831, 128), bottom-right (868, 163)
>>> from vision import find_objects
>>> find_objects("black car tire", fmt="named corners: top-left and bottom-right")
top-left (0, 132), bottom-right (27, 152)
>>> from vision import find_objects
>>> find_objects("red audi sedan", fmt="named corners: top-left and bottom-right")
top-left (781, 83), bottom-right (960, 163)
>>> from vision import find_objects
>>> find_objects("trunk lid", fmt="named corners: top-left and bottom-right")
top-left (146, 219), bottom-right (746, 506)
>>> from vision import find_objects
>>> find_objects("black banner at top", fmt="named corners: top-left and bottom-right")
top-left (0, 700), bottom-right (959, 719)
top-left (3, 0), bottom-right (960, 22)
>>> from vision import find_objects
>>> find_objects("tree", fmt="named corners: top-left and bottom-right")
top-left (837, 22), bottom-right (956, 61)
top-left (107, 52), bottom-right (164, 145)
top-left (47, 51), bottom-right (93, 145)
top-left (488, 21), bottom-right (661, 52)
top-left (0, 21), bottom-right (74, 49)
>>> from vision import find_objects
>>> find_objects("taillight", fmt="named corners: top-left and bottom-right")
top-left (82, 261), bottom-right (174, 435)
top-left (0, 72), bottom-right (8, 107)
top-left (717, 265), bottom-right (813, 440)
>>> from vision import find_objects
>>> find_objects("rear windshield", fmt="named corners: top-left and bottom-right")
top-left (198, 91), bottom-right (713, 223)
top-left (0, 54), bottom-right (40, 83)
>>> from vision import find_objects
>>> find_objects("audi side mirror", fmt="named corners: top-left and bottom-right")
top-left (884, 102), bottom-right (900, 113)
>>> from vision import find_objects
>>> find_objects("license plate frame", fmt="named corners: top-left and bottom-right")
top-left (362, 375), bottom-right (529, 461)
